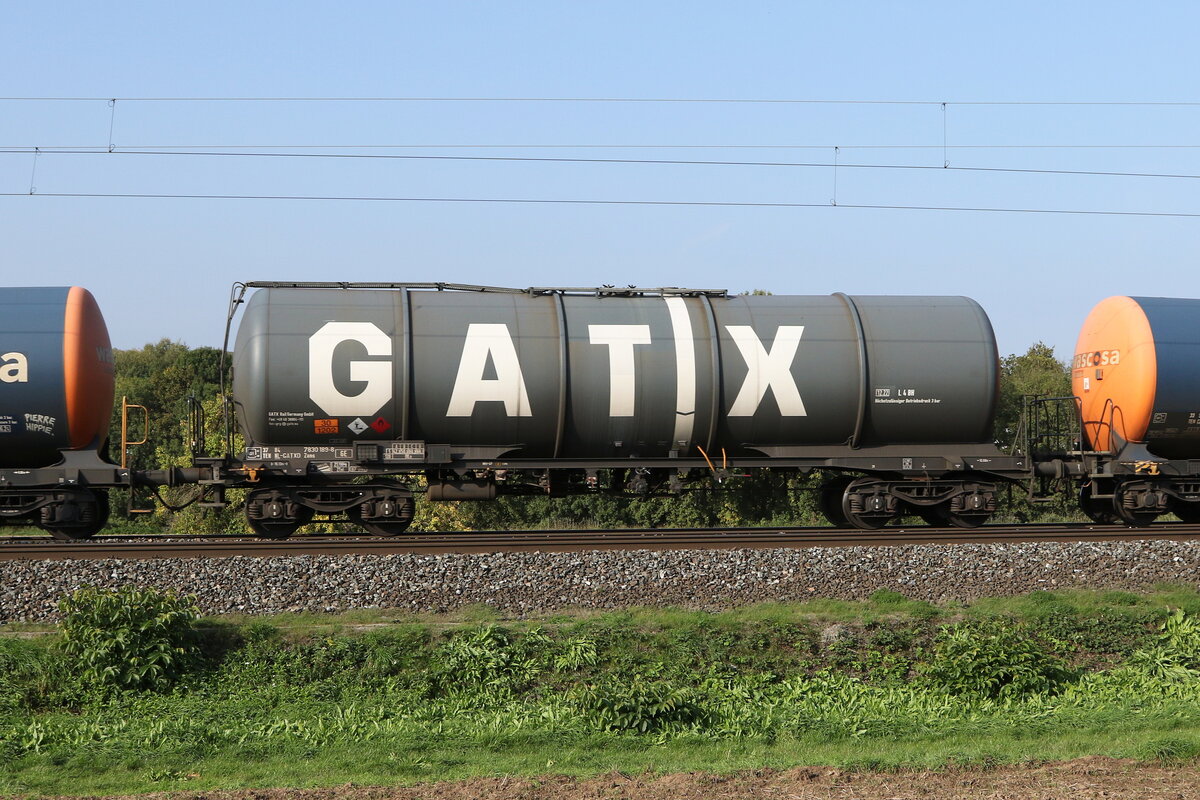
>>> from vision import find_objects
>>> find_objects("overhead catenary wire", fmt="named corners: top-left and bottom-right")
top-left (5, 147), bottom-right (1200, 183)
top-left (4, 99), bottom-right (1196, 221)
top-left (10, 143), bottom-right (1200, 150)
top-left (4, 191), bottom-right (1200, 219)
top-left (5, 96), bottom-right (1200, 105)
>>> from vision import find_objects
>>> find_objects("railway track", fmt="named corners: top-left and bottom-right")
top-left (4, 522), bottom-right (1200, 561)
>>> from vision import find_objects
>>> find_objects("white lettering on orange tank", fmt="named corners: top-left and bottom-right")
top-left (588, 324), bottom-right (651, 417)
top-left (0, 352), bottom-right (29, 384)
top-left (308, 323), bottom-right (393, 416)
top-left (447, 323), bottom-right (533, 417)
top-left (725, 326), bottom-right (807, 417)
top-left (1074, 350), bottom-right (1121, 369)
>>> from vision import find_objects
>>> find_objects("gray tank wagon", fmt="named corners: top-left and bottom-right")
top-left (224, 282), bottom-right (1028, 536)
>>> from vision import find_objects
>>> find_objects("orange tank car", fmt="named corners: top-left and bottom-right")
top-left (1073, 296), bottom-right (1200, 459)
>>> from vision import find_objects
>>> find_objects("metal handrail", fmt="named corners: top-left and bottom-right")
top-left (239, 280), bottom-right (731, 297)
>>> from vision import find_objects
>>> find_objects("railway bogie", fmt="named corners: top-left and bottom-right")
top-left (242, 480), bottom-right (417, 538)
top-left (0, 487), bottom-right (110, 540)
top-left (816, 475), bottom-right (1000, 530)
top-left (1074, 475), bottom-right (1200, 528)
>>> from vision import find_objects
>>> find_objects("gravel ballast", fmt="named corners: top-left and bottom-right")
top-left (2, 540), bottom-right (1199, 622)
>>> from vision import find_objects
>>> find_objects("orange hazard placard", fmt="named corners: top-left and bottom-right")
top-left (314, 419), bottom-right (339, 434)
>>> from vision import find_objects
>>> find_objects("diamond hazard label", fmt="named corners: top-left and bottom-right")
top-left (314, 419), bottom-right (339, 434)
top-left (371, 416), bottom-right (392, 433)
top-left (348, 418), bottom-right (369, 435)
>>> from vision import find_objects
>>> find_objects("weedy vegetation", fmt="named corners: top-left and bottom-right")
top-left (2, 586), bottom-right (1200, 795)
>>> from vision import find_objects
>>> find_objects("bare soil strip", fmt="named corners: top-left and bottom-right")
top-left (48, 758), bottom-right (1200, 800)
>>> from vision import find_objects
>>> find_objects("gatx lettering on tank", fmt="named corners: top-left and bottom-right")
top-left (306, 302), bottom-right (809, 420)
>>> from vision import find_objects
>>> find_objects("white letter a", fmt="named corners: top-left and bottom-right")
top-left (0, 352), bottom-right (29, 384)
top-left (447, 324), bottom-right (533, 417)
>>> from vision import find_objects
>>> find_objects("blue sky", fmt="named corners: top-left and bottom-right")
top-left (4, 1), bottom-right (1200, 358)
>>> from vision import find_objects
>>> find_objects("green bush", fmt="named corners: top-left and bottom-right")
top-left (1127, 609), bottom-right (1200, 681)
top-left (58, 586), bottom-right (201, 692)
top-left (576, 678), bottom-right (705, 733)
top-left (432, 625), bottom-right (553, 698)
top-left (921, 621), bottom-right (1074, 699)
top-left (1062, 612), bottom-right (1154, 657)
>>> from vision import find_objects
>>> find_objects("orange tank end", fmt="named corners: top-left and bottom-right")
top-left (1071, 296), bottom-right (1157, 452)
top-left (62, 286), bottom-right (115, 450)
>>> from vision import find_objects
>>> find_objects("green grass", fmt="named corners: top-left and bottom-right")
top-left (5, 588), bottom-right (1200, 797)
top-left (15, 584), bottom-right (1189, 639)
top-left (966, 585), bottom-right (1200, 619)
top-left (5, 710), bottom-right (1200, 796)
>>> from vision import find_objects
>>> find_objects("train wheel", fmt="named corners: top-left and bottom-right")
top-left (42, 490), bottom-right (109, 541)
top-left (841, 478), bottom-right (898, 530)
top-left (935, 506), bottom-right (989, 529)
top-left (1079, 483), bottom-right (1118, 525)
top-left (352, 515), bottom-right (415, 536)
top-left (819, 476), bottom-right (854, 528)
top-left (245, 490), bottom-right (314, 539)
top-left (913, 503), bottom-right (988, 528)
top-left (246, 520), bottom-right (292, 539)
top-left (933, 486), bottom-right (995, 529)
top-left (247, 508), bottom-right (313, 539)
top-left (350, 494), bottom-right (415, 536)
top-left (246, 507), bottom-right (313, 540)
top-left (1112, 483), bottom-right (1164, 528)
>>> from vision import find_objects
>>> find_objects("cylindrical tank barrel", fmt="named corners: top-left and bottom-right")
top-left (0, 287), bottom-right (115, 467)
top-left (1073, 296), bottom-right (1200, 458)
top-left (232, 288), bottom-right (999, 457)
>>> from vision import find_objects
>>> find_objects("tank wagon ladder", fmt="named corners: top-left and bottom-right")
top-left (118, 396), bottom-right (157, 515)
top-left (1020, 394), bottom-right (1105, 518)
top-left (1021, 394), bottom-right (1200, 526)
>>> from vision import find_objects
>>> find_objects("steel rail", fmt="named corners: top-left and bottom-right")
top-left (3, 522), bottom-right (1200, 561)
